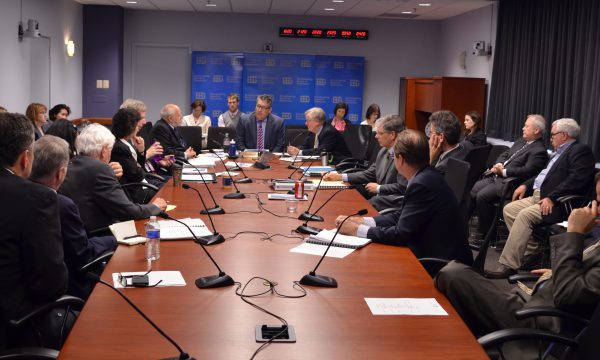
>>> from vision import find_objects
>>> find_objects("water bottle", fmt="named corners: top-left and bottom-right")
top-left (228, 139), bottom-right (237, 157)
top-left (223, 133), bottom-right (230, 152)
top-left (145, 216), bottom-right (160, 261)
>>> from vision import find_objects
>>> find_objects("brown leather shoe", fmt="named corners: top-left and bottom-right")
top-left (485, 264), bottom-right (517, 279)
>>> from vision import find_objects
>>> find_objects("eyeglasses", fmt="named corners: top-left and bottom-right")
top-left (550, 131), bottom-right (564, 137)
top-left (256, 105), bottom-right (271, 111)
top-left (117, 269), bottom-right (162, 288)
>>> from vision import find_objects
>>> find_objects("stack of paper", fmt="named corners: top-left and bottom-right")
top-left (158, 218), bottom-right (213, 240)
top-left (307, 229), bottom-right (371, 249)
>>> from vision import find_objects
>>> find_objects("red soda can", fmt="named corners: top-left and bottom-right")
top-left (294, 180), bottom-right (304, 199)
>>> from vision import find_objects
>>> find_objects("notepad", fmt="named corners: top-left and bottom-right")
top-left (309, 180), bottom-right (348, 189)
top-left (109, 220), bottom-right (146, 245)
top-left (306, 229), bottom-right (371, 249)
top-left (181, 173), bottom-right (217, 182)
top-left (158, 218), bottom-right (213, 240)
top-left (267, 193), bottom-right (309, 201)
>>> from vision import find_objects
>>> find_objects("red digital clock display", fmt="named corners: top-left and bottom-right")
top-left (279, 27), bottom-right (369, 40)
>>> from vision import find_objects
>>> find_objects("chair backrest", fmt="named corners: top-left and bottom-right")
top-left (365, 130), bottom-right (381, 165)
top-left (206, 127), bottom-right (236, 150)
top-left (464, 144), bottom-right (492, 191)
top-left (285, 126), bottom-right (308, 147)
top-left (579, 302), bottom-right (600, 359)
top-left (177, 126), bottom-right (204, 153)
top-left (342, 124), bottom-right (372, 160)
top-left (486, 144), bottom-right (509, 169)
top-left (444, 158), bottom-right (471, 204)
top-left (137, 122), bottom-right (153, 150)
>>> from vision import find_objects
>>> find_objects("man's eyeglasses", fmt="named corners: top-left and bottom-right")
top-left (118, 269), bottom-right (163, 287)
top-left (256, 105), bottom-right (271, 110)
top-left (550, 131), bottom-right (565, 137)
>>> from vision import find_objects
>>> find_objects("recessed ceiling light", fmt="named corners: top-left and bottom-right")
top-left (418, 3), bottom-right (431, 6)
top-left (206, 1), bottom-right (216, 6)
top-left (126, 1), bottom-right (137, 4)
top-left (332, 0), bottom-right (345, 3)
top-left (324, 8), bottom-right (335, 11)
top-left (401, 11), bottom-right (413, 14)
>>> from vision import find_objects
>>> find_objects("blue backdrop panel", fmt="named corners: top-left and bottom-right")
top-left (314, 56), bottom-right (364, 123)
top-left (191, 52), bottom-right (244, 125)
top-left (242, 53), bottom-right (315, 124)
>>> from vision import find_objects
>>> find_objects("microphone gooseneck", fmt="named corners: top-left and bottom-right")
top-left (181, 185), bottom-right (225, 245)
top-left (296, 185), bottom-right (355, 235)
top-left (298, 209), bottom-right (368, 288)
top-left (209, 150), bottom-right (246, 199)
top-left (209, 139), bottom-right (252, 183)
top-left (177, 157), bottom-right (225, 215)
top-left (86, 273), bottom-right (196, 359)
top-left (287, 130), bottom-right (308, 169)
top-left (297, 169), bottom-right (334, 224)
top-left (156, 212), bottom-right (233, 288)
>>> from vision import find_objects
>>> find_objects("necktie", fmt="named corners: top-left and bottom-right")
top-left (175, 128), bottom-right (185, 147)
top-left (313, 133), bottom-right (319, 148)
top-left (257, 121), bottom-right (264, 150)
top-left (503, 142), bottom-right (528, 166)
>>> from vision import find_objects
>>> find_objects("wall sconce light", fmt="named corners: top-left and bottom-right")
top-left (66, 40), bottom-right (75, 57)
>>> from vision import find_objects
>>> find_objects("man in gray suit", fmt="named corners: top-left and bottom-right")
top-left (235, 94), bottom-right (285, 152)
top-left (436, 171), bottom-right (600, 358)
top-left (59, 124), bottom-right (167, 232)
top-left (324, 114), bottom-right (407, 211)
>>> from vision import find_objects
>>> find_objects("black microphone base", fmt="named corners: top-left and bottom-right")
top-left (235, 177), bottom-right (252, 183)
top-left (287, 164), bottom-right (300, 169)
top-left (229, 166), bottom-right (241, 171)
top-left (295, 224), bottom-right (322, 235)
top-left (160, 354), bottom-right (195, 360)
top-left (223, 192), bottom-right (245, 199)
top-left (196, 233), bottom-right (225, 246)
top-left (299, 272), bottom-right (338, 288)
top-left (200, 206), bottom-right (225, 215)
top-left (195, 272), bottom-right (234, 289)
top-left (298, 212), bottom-right (324, 222)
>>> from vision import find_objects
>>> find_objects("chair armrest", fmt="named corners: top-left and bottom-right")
top-left (514, 307), bottom-right (590, 326)
top-left (0, 347), bottom-right (59, 359)
top-left (145, 173), bottom-right (165, 182)
top-left (378, 206), bottom-right (401, 215)
top-left (556, 194), bottom-right (587, 204)
top-left (478, 328), bottom-right (578, 349)
top-left (79, 251), bottom-right (115, 273)
top-left (8, 296), bottom-right (85, 328)
top-left (88, 227), bottom-right (110, 236)
top-left (341, 167), bottom-right (365, 174)
top-left (121, 182), bottom-right (160, 192)
top-left (508, 273), bottom-right (541, 284)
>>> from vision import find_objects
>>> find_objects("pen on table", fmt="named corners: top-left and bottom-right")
top-left (123, 234), bottom-right (143, 240)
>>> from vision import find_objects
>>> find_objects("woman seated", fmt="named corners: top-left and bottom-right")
top-left (182, 99), bottom-right (211, 148)
top-left (462, 110), bottom-right (487, 146)
top-left (360, 103), bottom-right (381, 130)
top-left (329, 102), bottom-right (351, 132)
top-left (25, 102), bottom-right (48, 140)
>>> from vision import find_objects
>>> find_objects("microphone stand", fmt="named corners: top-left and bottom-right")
top-left (181, 184), bottom-right (225, 245)
top-left (286, 131), bottom-right (308, 169)
top-left (210, 152), bottom-right (245, 199)
top-left (296, 185), bottom-right (355, 235)
top-left (209, 139), bottom-right (252, 183)
top-left (157, 212), bottom-right (233, 288)
top-left (297, 170), bottom-right (334, 222)
top-left (86, 273), bottom-right (196, 359)
top-left (299, 209), bottom-right (368, 288)
top-left (177, 157), bottom-right (225, 215)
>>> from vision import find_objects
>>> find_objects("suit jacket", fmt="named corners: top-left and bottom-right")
top-left (0, 169), bottom-right (68, 347)
top-left (150, 119), bottom-right (188, 159)
top-left (432, 143), bottom-right (470, 175)
top-left (496, 137), bottom-right (548, 179)
top-left (235, 112), bottom-right (285, 152)
top-left (463, 129), bottom-right (487, 147)
top-left (300, 123), bottom-right (352, 164)
top-left (366, 166), bottom-right (473, 265)
top-left (59, 155), bottom-right (161, 232)
top-left (110, 139), bottom-right (147, 202)
top-left (347, 147), bottom-right (407, 195)
top-left (57, 194), bottom-right (117, 298)
top-left (523, 141), bottom-right (595, 223)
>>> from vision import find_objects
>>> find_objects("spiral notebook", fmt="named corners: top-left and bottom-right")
top-left (306, 229), bottom-right (371, 249)
top-left (309, 180), bottom-right (347, 189)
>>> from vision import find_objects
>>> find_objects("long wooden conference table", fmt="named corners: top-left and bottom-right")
top-left (59, 156), bottom-right (487, 359)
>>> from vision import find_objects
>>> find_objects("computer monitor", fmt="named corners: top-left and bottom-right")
top-left (177, 126), bottom-right (204, 153)
top-left (207, 127), bottom-right (237, 150)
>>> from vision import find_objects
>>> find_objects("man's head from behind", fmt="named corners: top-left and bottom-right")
top-left (393, 129), bottom-right (429, 176)
top-left (427, 110), bottom-right (461, 146)
top-left (76, 123), bottom-right (116, 163)
top-left (375, 114), bottom-right (405, 148)
top-left (522, 114), bottom-right (546, 141)
top-left (120, 98), bottom-right (147, 132)
top-left (30, 135), bottom-right (70, 190)
top-left (0, 112), bottom-right (35, 177)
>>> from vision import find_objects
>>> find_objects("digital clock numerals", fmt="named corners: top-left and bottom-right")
top-left (279, 27), bottom-right (368, 40)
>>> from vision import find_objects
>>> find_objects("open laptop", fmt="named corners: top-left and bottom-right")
top-left (178, 126), bottom-right (203, 153)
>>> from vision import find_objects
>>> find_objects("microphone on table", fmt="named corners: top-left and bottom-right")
top-left (298, 208), bottom-right (368, 288)
top-left (157, 211), bottom-right (233, 288)
top-left (85, 272), bottom-right (196, 359)
top-left (296, 185), bottom-right (356, 235)
top-left (208, 151), bottom-right (245, 200)
top-left (181, 184), bottom-right (225, 245)
top-left (209, 139), bottom-right (252, 183)
top-left (286, 131), bottom-right (308, 169)
top-left (176, 157), bottom-right (225, 215)
top-left (297, 169), bottom-right (334, 223)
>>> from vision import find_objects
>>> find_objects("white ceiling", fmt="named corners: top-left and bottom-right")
top-left (73, 0), bottom-right (495, 20)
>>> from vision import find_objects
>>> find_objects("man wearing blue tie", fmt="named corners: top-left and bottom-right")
top-left (236, 95), bottom-right (285, 152)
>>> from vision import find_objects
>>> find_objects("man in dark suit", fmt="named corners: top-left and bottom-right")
top-left (336, 130), bottom-right (473, 265)
top-left (236, 94), bottom-right (285, 152)
top-left (322, 114), bottom-right (407, 210)
top-left (486, 118), bottom-right (596, 278)
top-left (470, 114), bottom-right (548, 239)
top-left (30, 135), bottom-right (117, 299)
top-left (59, 123), bottom-right (167, 232)
top-left (0, 113), bottom-right (68, 349)
top-left (286, 107), bottom-right (351, 165)
top-left (150, 103), bottom-right (196, 160)
top-left (428, 110), bottom-right (471, 175)
top-left (436, 172), bottom-right (600, 358)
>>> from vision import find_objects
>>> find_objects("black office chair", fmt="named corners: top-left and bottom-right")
top-left (206, 127), bottom-right (236, 150)
top-left (120, 182), bottom-right (160, 204)
top-left (285, 125), bottom-right (308, 147)
top-left (177, 126), bottom-right (204, 153)
top-left (444, 158), bottom-right (471, 204)
top-left (486, 144), bottom-right (510, 169)
top-left (464, 144), bottom-right (492, 192)
top-left (136, 122), bottom-right (153, 150)
top-left (336, 125), bottom-right (374, 171)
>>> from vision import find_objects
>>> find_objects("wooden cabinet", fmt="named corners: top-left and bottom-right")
top-left (399, 77), bottom-right (486, 132)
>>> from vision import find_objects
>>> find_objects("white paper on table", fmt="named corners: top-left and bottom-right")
top-left (181, 174), bottom-right (215, 181)
top-left (111, 271), bottom-right (187, 288)
top-left (279, 155), bottom-right (319, 162)
top-left (215, 171), bottom-right (240, 177)
top-left (364, 298), bottom-right (448, 316)
top-left (289, 243), bottom-right (355, 258)
top-left (182, 167), bottom-right (208, 174)
top-left (225, 161), bottom-right (253, 168)
top-left (187, 158), bottom-right (216, 167)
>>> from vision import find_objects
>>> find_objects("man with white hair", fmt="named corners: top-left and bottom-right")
top-left (59, 124), bottom-right (167, 232)
top-left (150, 103), bottom-right (196, 159)
top-left (486, 118), bottom-right (596, 278)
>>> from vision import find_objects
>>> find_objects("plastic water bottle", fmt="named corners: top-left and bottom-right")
top-left (145, 216), bottom-right (160, 261)
top-left (229, 139), bottom-right (237, 157)
top-left (223, 133), bottom-right (230, 152)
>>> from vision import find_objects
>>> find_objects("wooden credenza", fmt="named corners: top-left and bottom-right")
top-left (399, 77), bottom-right (486, 132)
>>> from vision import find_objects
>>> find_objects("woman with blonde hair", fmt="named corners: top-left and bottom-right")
top-left (25, 102), bottom-right (48, 140)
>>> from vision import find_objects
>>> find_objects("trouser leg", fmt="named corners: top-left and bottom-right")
top-left (500, 195), bottom-right (542, 269)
